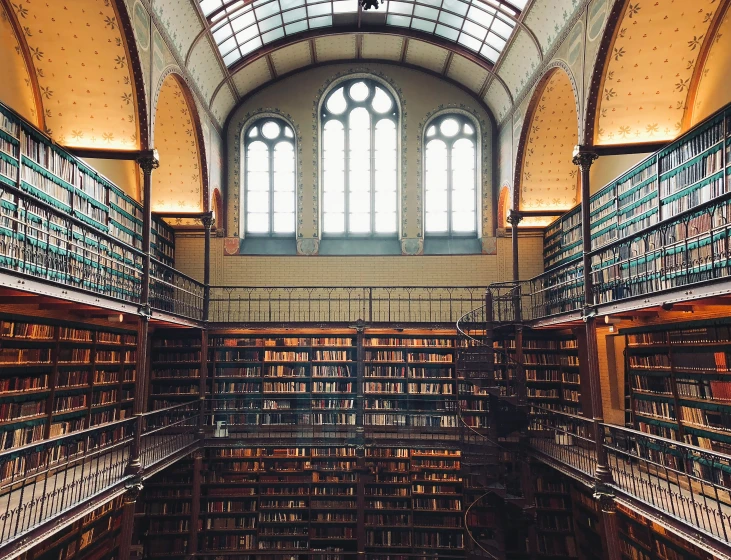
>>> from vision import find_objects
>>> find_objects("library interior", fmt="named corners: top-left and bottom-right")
top-left (1, 0), bottom-right (731, 559)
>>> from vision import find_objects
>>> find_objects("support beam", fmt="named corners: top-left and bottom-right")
top-left (66, 148), bottom-right (148, 161)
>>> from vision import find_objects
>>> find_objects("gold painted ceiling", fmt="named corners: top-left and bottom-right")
top-left (7, 0), bottom-right (140, 149)
top-left (520, 70), bottom-right (579, 217)
top-left (595, 0), bottom-right (723, 145)
top-left (152, 76), bottom-right (203, 212)
top-left (0, 3), bottom-right (39, 126)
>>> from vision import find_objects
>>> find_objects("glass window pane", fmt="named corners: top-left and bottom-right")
top-left (284, 20), bottom-right (308, 33)
top-left (282, 6), bottom-right (306, 22)
top-left (263, 121), bottom-right (281, 139)
top-left (452, 189), bottom-right (475, 212)
top-left (425, 212), bottom-right (448, 233)
top-left (375, 190), bottom-right (397, 210)
top-left (375, 119), bottom-right (396, 151)
top-left (273, 212), bottom-right (295, 233)
top-left (247, 171), bottom-right (269, 191)
top-left (350, 171), bottom-right (370, 191)
top-left (452, 212), bottom-right (475, 232)
top-left (425, 189), bottom-right (447, 210)
top-left (349, 82), bottom-right (369, 102)
top-left (349, 212), bottom-right (371, 233)
top-left (308, 3), bottom-right (331, 17)
top-left (458, 33), bottom-right (481, 51)
top-left (375, 170), bottom-right (397, 192)
top-left (461, 20), bottom-right (487, 40)
top-left (273, 190), bottom-right (294, 213)
top-left (442, 0), bottom-right (468, 16)
top-left (375, 211), bottom-right (397, 233)
top-left (372, 89), bottom-right (393, 113)
top-left (324, 212), bottom-right (345, 233)
top-left (247, 191), bottom-right (269, 212)
top-left (452, 138), bottom-right (475, 168)
top-left (411, 18), bottom-right (436, 33)
top-left (324, 191), bottom-right (345, 213)
top-left (413, 5), bottom-right (438, 20)
top-left (349, 191), bottom-right (370, 211)
top-left (247, 213), bottom-right (269, 233)
top-left (324, 170), bottom-right (344, 191)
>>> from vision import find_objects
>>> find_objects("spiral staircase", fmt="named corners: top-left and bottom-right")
top-left (456, 283), bottom-right (536, 560)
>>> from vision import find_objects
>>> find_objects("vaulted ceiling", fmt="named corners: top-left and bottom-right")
top-left (594, 0), bottom-right (727, 145)
top-left (0, 0), bottom-right (142, 149)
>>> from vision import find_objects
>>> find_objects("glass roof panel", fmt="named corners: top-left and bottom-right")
top-left (202, 0), bottom-right (519, 66)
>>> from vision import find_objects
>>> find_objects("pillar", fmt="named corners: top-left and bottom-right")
top-left (118, 482), bottom-right (143, 560)
top-left (572, 148), bottom-right (612, 484)
top-left (128, 150), bottom-right (159, 475)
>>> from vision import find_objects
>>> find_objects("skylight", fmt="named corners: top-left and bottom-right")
top-left (200, 0), bottom-right (521, 67)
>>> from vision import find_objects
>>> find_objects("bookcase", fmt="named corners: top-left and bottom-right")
top-left (493, 330), bottom-right (583, 414)
top-left (142, 456), bottom-right (194, 559)
top-left (0, 101), bottom-right (175, 296)
top-left (616, 503), bottom-right (718, 560)
top-left (532, 462), bottom-right (578, 559)
top-left (19, 495), bottom-right (125, 560)
top-left (542, 104), bottom-right (731, 309)
top-left (543, 206), bottom-right (581, 271)
top-left (623, 319), bottom-right (731, 454)
top-left (0, 313), bottom-right (136, 451)
top-left (150, 329), bottom-right (202, 411)
top-left (570, 484), bottom-right (603, 560)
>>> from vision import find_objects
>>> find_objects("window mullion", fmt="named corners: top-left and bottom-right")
top-left (447, 137), bottom-right (453, 235)
top-left (269, 140), bottom-right (274, 235)
top-left (344, 113), bottom-right (350, 235)
top-left (370, 110), bottom-right (376, 235)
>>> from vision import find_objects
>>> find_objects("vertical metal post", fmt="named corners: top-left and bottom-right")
top-left (596, 492), bottom-right (622, 560)
top-left (573, 147), bottom-right (612, 484)
top-left (355, 320), bottom-right (366, 557)
top-left (128, 150), bottom-right (159, 476)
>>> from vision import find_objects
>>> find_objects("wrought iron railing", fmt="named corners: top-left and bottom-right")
top-left (150, 259), bottom-right (205, 321)
top-left (0, 419), bottom-right (134, 547)
top-left (0, 400), bottom-right (200, 551)
top-left (0, 178), bottom-right (205, 322)
top-left (529, 407), bottom-right (731, 544)
top-left (209, 286), bottom-right (487, 324)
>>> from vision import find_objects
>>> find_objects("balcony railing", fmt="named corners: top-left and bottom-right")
top-left (209, 286), bottom-right (487, 324)
top-left (0, 401), bottom-right (200, 552)
top-left (0, 176), bottom-right (205, 322)
top-left (529, 407), bottom-right (731, 545)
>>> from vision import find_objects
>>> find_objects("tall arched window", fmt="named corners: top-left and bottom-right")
top-left (424, 114), bottom-right (478, 235)
top-left (321, 78), bottom-right (399, 236)
top-left (244, 117), bottom-right (296, 235)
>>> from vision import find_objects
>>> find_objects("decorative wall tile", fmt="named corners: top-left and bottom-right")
top-left (151, 0), bottom-right (203, 59)
top-left (8, 0), bottom-right (140, 149)
top-left (596, 0), bottom-right (722, 145)
top-left (524, 0), bottom-right (582, 52)
top-left (315, 35), bottom-right (357, 61)
top-left (404, 40), bottom-right (448, 73)
top-left (271, 42), bottom-right (312, 76)
top-left (186, 36), bottom-right (225, 104)
top-left (447, 56), bottom-right (489, 94)
top-left (361, 35), bottom-right (404, 61)
top-left (520, 70), bottom-right (579, 212)
top-left (152, 76), bottom-right (203, 212)
top-left (496, 30), bottom-right (542, 97)
top-left (232, 58), bottom-right (272, 97)
top-left (211, 85), bottom-right (236, 127)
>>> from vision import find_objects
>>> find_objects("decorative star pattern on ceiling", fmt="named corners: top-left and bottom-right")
top-left (152, 77), bottom-right (203, 212)
top-left (596, 0), bottom-right (723, 145)
top-left (8, 0), bottom-right (140, 149)
top-left (520, 70), bottom-right (579, 213)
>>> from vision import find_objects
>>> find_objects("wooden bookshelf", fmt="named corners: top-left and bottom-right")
top-left (623, 319), bottom-right (731, 455)
top-left (493, 330), bottom-right (584, 414)
top-left (149, 329), bottom-right (202, 411)
top-left (0, 313), bottom-right (136, 450)
top-left (533, 463), bottom-right (578, 559)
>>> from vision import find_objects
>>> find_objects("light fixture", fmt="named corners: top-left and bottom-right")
top-left (108, 314), bottom-right (124, 323)
top-left (360, 0), bottom-right (382, 10)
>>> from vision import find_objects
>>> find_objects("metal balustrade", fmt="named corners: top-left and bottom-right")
top-left (529, 406), bottom-right (731, 545)
top-left (150, 259), bottom-right (205, 321)
top-left (0, 400), bottom-right (200, 552)
top-left (209, 286), bottom-right (487, 324)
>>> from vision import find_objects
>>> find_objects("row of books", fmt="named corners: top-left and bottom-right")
top-left (660, 175), bottom-right (725, 216)
top-left (659, 119), bottom-right (724, 175)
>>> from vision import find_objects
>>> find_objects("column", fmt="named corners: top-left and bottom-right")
top-left (596, 489), bottom-right (622, 560)
top-left (128, 150), bottom-right (159, 475)
top-left (199, 215), bottom-right (213, 436)
top-left (507, 210), bottom-right (525, 404)
top-left (118, 482), bottom-right (143, 560)
top-left (572, 149), bottom-right (612, 483)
